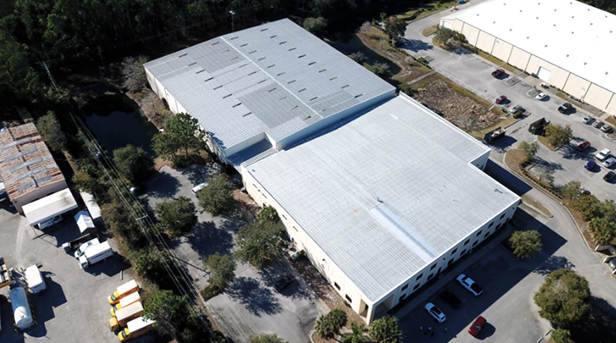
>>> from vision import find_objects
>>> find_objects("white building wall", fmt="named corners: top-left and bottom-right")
top-left (491, 39), bottom-right (513, 63)
top-left (562, 73), bottom-right (591, 99)
top-left (606, 94), bottom-right (616, 115)
top-left (476, 31), bottom-right (495, 54)
top-left (506, 47), bottom-right (531, 71)
top-left (585, 84), bottom-right (613, 110)
top-left (461, 24), bottom-right (480, 47)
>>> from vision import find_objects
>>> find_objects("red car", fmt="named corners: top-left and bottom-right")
top-left (576, 141), bottom-right (591, 151)
top-left (491, 69), bottom-right (505, 78)
top-left (468, 316), bottom-right (486, 336)
top-left (495, 95), bottom-right (507, 104)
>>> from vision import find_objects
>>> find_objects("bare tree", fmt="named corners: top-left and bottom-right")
top-left (121, 56), bottom-right (148, 93)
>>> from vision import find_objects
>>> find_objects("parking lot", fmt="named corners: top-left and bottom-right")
top-left (142, 164), bottom-right (321, 342)
top-left (0, 197), bottom-right (153, 343)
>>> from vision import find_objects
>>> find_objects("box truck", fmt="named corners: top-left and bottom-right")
top-left (528, 117), bottom-right (549, 134)
top-left (111, 292), bottom-right (141, 317)
top-left (108, 279), bottom-right (139, 305)
top-left (109, 301), bottom-right (143, 332)
top-left (62, 232), bottom-right (98, 253)
top-left (74, 237), bottom-right (100, 259)
top-left (118, 317), bottom-right (155, 341)
top-left (24, 265), bottom-right (46, 293)
top-left (10, 285), bottom-right (34, 330)
top-left (79, 241), bottom-right (113, 269)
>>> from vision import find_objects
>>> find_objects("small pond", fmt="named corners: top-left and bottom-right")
top-left (335, 35), bottom-right (402, 75)
top-left (81, 94), bottom-right (158, 157)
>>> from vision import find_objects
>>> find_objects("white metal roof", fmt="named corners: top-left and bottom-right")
top-left (22, 188), bottom-right (78, 226)
top-left (144, 18), bottom-right (395, 152)
top-left (74, 211), bottom-right (95, 234)
top-left (79, 191), bottom-right (101, 220)
top-left (448, 0), bottom-right (616, 93)
top-left (246, 95), bottom-right (519, 302)
top-left (127, 316), bottom-right (155, 332)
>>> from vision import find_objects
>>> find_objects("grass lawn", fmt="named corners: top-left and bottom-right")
top-left (537, 135), bottom-right (559, 150)
top-left (422, 25), bottom-right (438, 36)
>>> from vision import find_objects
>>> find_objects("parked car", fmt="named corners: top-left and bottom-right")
top-left (129, 184), bottom-right (145, 194)
top-left (274, 275), bottom-right (294, 292)
top-left (508, 105), bottom-right (524, 115)
top-left (424, 302), bottom-right (446, 323)
top-left (582, 115), bottom-right (593, 124)
top-left (601, 125), bottom-right (613, 133)
top-left (576, 141), bottom-right (591, 151)
top-left (609, 259), bottom-right (616, 271)
top-left (604, 157), bottom-right (616, 168)
top-left (596, 149), bottom-right (611, 161)
top-left (468, 316), bottom-right (487, 336)
top-left (593, 120), bottom-right (604, 129)
top-left (491, 69), bottom-right (505, 78)
top-left (585, 160), bottom-right (597, 171)
top-left (457, 274), bottom-right (483, 296)
top-left (535, 92), bottom-right (548, 101)
top-left (495, 95), bottom-right (507, 104)
top-left (558, 103), bottom-right (572, 113)
top-left (440, 290), bottom-right (461, 308)
top-left (38, 215), bottom-right (64, 230)
top-left (604, 171), bottom-right (616, 182)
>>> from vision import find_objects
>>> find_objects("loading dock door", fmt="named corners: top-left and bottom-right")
top-left (537, 67), bottom-right (551, 81)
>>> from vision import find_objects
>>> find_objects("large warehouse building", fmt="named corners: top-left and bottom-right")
top-left (441, 0), bottom-right (616, 115)
top-left (145, 19), bottom-right (520, 323)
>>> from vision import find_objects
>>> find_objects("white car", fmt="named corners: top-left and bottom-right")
top-left (457, 274), bottom-right (483, 296)
top-left (596, 149), bottom-right (611, 161)
top-left (582, 116), bottom-right (593, 124)
top-left (191, 182), bottom-right (209, 196)
top-left (604, 157), bottom-right (616, 168)
top-left (536, 92), bottom-right (548, 101)
top-left (424, 302), bottom-right (446, 323)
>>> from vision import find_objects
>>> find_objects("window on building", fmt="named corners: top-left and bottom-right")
top-left (488, 222), bottom-right (494, 228)
top-left (427, 273), bottom-right (435, 280)
top-left (401, 284), bottom-right (408, 291)
top-left (416, 273), bottom-right (423, 281)
top-left (476, 230), bottom-right (482, 237)
top-left (460, 249), bottom-right (466, 255)
top-left (484, 231), bottom-right (490, 238)
top-left (334, 282), bottom-right (340, 290)
top-left (399, 295), bottom-right (405, 302)
top-left (451, 248), bottom-right (458, 255)
top-left (282, 214), bottom-right (287, 220)
top-left (345, 295), bottom-right (353, 303)
top-left (293, 226), bottom-right (298, 232)
top-left (429, 264), bottom-right (437, 271)
top-left (448, 258), bottom-right (454, 266)
top-left (496, 223), bottom-right (502, 230)
top-left (500, 213), bottom-right (505, 219)
top-left (464, 239), bottom-right (470, 246)
top-left (413, 283), bottom-right (421, 290)
top-left (473, 241), bottom-right (478, 247)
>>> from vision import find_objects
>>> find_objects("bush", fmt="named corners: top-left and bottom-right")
top-left (155, 196), bottom-right (198, 238)
top-left (234, 221), bottom-right (285, 268)
top-left (534, 269), bottom-right (590, 328)
top-left (509, 230), bottom-right (542, 259)
top-left (587, 217), bottom-right (616, 244)
top-left (314, 309), bottom-right (346, 339)
top-left (197, 174), bottom-right (236, 215)
top-left (369, 315), bottom-right (403, 343)
top-left (257, 205), bottom-right (280, 223)
top-left (113, 144), bottom-right (154, 185)
top-left (570, 194), bottom-right (601, 221)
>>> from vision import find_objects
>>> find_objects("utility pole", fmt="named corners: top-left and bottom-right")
top-left (40, 61), bottom-right (60, 93)
top-left (229, 10), bottom-right (236, 32)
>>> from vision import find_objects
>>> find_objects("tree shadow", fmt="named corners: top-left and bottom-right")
top-left (402, 39), bottom-right (433, 53)
top-left (146, 170), bottom-right (181, 198)
top-left (532, 255), bottom-right (575, 276)
top-left (184, 221), bottom-right (234, 257)
top-left (259, 260), bottom-right (314, 300)
top-left (226, 276), bottom-right (282, 316)
top-left (488, 135), bottom-right (518, 153)
top-left (451, 47), bottom-right (472, 55)
top-left (530, 157), bottom-right (565, 173)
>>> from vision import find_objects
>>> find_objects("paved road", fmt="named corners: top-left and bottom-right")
top-left (394, 3), bottom-right (616, 342)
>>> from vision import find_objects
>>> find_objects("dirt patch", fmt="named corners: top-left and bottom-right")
top-left (582, 229), bottom-right (598, 250)
top-left (290, 257), bottom-right (365, 343)
top-left (413, 80), bottom-right (499, 130)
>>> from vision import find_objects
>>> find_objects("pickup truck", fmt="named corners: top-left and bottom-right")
top-left (457, 274), bottom-right (483, 296)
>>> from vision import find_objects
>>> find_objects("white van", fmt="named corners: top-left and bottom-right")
top-left (24, 265), bottom-right (46, 293)
top-left (191, 182), bottom-right (208, 196)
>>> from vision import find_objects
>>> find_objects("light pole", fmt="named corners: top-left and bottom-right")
top-left (229, 10), bottom-right (236, 32)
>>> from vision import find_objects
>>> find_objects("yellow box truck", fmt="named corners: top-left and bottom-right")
top-left (118, 316), bottom-right (155, 341)
top-left (109, 301), bottom-right (143, 332)
top-left (108, 279), bottom-right (139, 305)
top-left (111, 292), bottom-right (141, 317)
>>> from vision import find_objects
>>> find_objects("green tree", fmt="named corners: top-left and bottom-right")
top-left (152, 112), bottom-right (206, 162)
top-left (121, 56), bottom-right (148, 92)
top-left (204, 253), bottom-right (236, 291)
top-left (71, 171), bottom-right (99, 194)
top-left (329, 308), bottom-right (347, 331)
top-left (518, 141), bottom-right (539, 163)
top-left (37, 111), bottom-right (67, 152)
top-left (143, 290), bottom-right (189, 339)
top-left (303, 17), bottom-right (327, 35)
top-left (398, 83), bottom-right (416, 97)
top-left (587, 217), bottom-right (616, 244)
top-left (560, 181), bottom-right (583, 201)
top-left (509, 230), bottom-right (542, 259)
top-left (197, 174), bottom-right (236, 215)
top-left (257, 205), bottom-right (280, 223)
top-left (551, 328), bottom-right (571, 343)
top-left (101, 198), bottom-right (146, 248)
top-left (155, 196), bottom-right (198, 238)
top-left (533, 269), bottom-right (591, 328)
top-left (314, 313), bottom-right (335, 339)
top-left (113, 145), bottom-right (154, 185)
top-left (349, 52), bottom-right (367, 65)
top-left (570, 194), bottom-right (601, 221)
top-left (600, 200), bottom-right (616, 222)
top-left (250, 334), bottom-right (289, 343)
top-left (235, 220), bottom-right (285, 268)
top-left (544, 124), bottom-right (573, 148)
top-left (380, 12), bottom-right (387, 23)
top-left (384, 17), bottom-right (406, 40)
top-left (369, 315), bottom-right (403, 343)
top-left (370, 63), bottom-right (391, 79)
top-left (343, 321), bottom-right (368, 343)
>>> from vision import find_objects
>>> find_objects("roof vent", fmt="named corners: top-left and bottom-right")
top-left (354, 94), bottom-right (363, 98)
top-left (179, 53), bottom-right (188, 58)
top-left (571, 31), bottom-right (574, 34)
top-left (606, 72), bottom-right (609, 75)
top-left (277, 72), bottom-right (286, 76)
top-left (243, 112), bottom-right (252, 117)
top-left (188, 62), bottom-right (197, 66)
top-left (232, 103), bottom-right (242, 108)
top-left (214, 85), bottom-right (222, 90)
top-left (289, 47), bottom-right (297, 51)
top-left (288, 80), bottom-right (296, 84)
top-left (310, 97), bottom-right (318, 101)
top-left (590, 23), bottom-right (593, 25)
top-left (229, 36), bottom-right (239, 40)
top-left (566, 54), bottom-right (569, 57)
top-left (279, 41), bottom-right (287, 44)
top-left (258, 57), bottom-right (266, 61)
top-left (240, 43), bottom-right (248, 47)
top-left (268, 88), bottom-right (277, 92)
top-left (527, 36), bottom-right (529, 39)
top-left (196, 69), bottom-right (205, 74)
top-left (341, 84), bottom-right (349, 89)
top-left (291, 105), bottom-right (299, 111)
top-left (298, 88), bottom-right (306, 92)
top-left (212, 41), bottom-right (220, 45)
top-left (544, 44), bottom-right (548, 47)
top-left (248, 71), bottom-right (257, 75)
top-left (249, 50), bottom-right (257, 54)
top-left (267, 64), bottom-right (275, 68)
top-left (258, 79), bottom-right (266, 84)
top-left (584, 62), bottom-right (587, 65)
top-left (308, 62), bottom-right (316, 65)
top-left (493, 21), bottom-right (496, 24)
top-left (223, 94), bottom-right (232, 99)
top-left (572, 16), bottom-right (575, 18)
top-left (330, 76), bottom-right (338, 81)
top-left (553, 24), bottom-right (556, 27)
top-left (319, 69), bottom-right (327, 73)
top-left (261, 28), bottom-right (268, 31)
top-left (298, 54), bottom-right (306, 58)
top-left (536, 17), bottom-right (539, 19)
top-left (509, 28), bottom-right (512, 31)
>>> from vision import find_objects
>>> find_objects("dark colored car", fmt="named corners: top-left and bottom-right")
top-left (605, 171), bottom-right (616, 182)
top-left (558, 103), bottom-right (573, 113)
top-left (468, 316), bottom-right (487, 336)
top-left (440, 290), bottom-right (461, 308)
top-left (576, 141), bottom-right (591, 151)
top-left (585, 160), bottom-right (597, 171)
top-left (491, 69), bottom-right (505, 78)
top-left (274, 275), bottom-right (295, 292)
